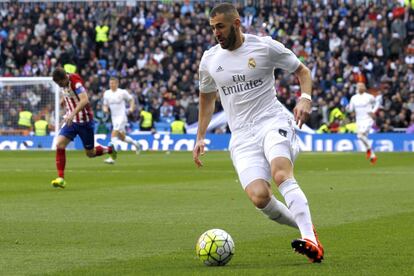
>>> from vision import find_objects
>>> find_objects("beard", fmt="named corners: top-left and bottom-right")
top-left (216, 26), bottom-right (237, 50)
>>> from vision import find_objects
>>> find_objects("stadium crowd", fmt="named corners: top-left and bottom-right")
top-left (0, 0), bottom-right (413, 134)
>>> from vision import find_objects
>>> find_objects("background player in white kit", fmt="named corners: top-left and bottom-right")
top-left (347, 82), bottom-right (378, 164)
top-left (193, 3), bottom-right (324, 263)
top-left (103, 77), bottom-right (140, 164)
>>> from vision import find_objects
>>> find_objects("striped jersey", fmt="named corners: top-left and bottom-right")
top-left (60, 74), bottom-right (93, 123)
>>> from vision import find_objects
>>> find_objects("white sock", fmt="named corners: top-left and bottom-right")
top-left (359, 134), bottom-right (376, 158)
top-left (358, 134), bottom-right (371, 150)
top-left (259, 195), bottom-right (298, 229)
top-left (279, 178), bottom-right (316, 244)
top-left (124, 136), bottom-right (137, 147)
top-left (369, 146), bottom-right (376, 158)
top-left (111, 137), bottom-right (119, 144)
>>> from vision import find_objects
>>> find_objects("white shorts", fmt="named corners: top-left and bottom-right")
top-left (357, 119), bottom-right (373, 135)
top-left (229, 116), bottom-right (299, 189)
top-left (112, 117), bottom-right (127, 132)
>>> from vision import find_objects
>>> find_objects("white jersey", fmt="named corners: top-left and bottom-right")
top-left (348, 92), bottom-right (375, 123)
top-left (103, 88), bottom-right (133, 122)
top-left (199, 34), bottom-right (300, 132)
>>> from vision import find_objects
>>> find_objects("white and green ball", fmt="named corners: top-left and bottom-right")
top-left (196, 229), bottom-right (235, 266)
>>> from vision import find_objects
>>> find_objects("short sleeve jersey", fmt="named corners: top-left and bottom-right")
top-left (349, 92), bottom-right (375, 123)
top-left (103, 88), bottom-right (133, 121)
top-left (199, 34), bottom-right (300, 131)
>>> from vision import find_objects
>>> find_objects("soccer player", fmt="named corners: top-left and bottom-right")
top-left (347, 82), bottom-right (378, 164)
top-left (103, 77), bottom-right (140, 164)
top-left (51, 67), bottom-right (116, 188)
top-left (193, 3), bottom-right (324, 263)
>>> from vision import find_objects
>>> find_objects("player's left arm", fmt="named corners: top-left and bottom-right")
top-left (293, 63), bottom-right (312, 129)
top-left (368, 112), bottom-right (375, 119)
top-left (122, 90), bottom-right (135, 114)
top-left (368, 95), bottom-right (376, 119)
top-left (128, 97), bottom-right (136, 114)
top-left (265, 37), bottom-right (311, 128)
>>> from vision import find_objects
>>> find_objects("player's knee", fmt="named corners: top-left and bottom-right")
top-left (250, 193), bottom-right (271, 209)
top-left (246, 185), bottom-right (271, 208)
top-left (85, 151), bottom-right (95, 158)
top-left (357, 132), bottom-right (366, 139)
top-left (56, 144), bottom-right (66, 149)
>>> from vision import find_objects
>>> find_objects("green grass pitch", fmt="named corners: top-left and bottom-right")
top-left (0, 150), bottom-right (413, 275)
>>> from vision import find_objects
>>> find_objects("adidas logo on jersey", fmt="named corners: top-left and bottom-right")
top-left (216, 66), bottom-right (224, 72)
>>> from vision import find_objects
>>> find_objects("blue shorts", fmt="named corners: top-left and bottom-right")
top-left (59, 121), bottom-right (95, 150)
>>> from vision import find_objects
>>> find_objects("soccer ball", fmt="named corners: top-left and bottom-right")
top-left (196, 229), bottom-right (235, 266)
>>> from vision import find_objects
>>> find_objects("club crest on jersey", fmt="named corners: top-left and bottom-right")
top-left (248, 58), bottom-right (256, 69)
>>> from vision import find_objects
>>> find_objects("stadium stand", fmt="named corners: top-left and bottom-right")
top-left (0, 0), bottom-right (413, 134)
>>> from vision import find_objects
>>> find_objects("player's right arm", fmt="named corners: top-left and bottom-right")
top-left (193, 53), bottom-right (217, 168)
top-left (193, 91), bottom-right (216, 168)
top-left (347, 96), bottom-right (355, 113)
top-left (102, 92), bottom-right (110, 114)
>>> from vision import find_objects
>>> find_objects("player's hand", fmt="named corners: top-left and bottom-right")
top-left (64, 113), bottom-right (75, 126)
top-left (293, 98), bottom-right (312, 129)
top-left (193, 139), bottom-right (206, 168)
top-left (368, 112), bottom-right (375, 119)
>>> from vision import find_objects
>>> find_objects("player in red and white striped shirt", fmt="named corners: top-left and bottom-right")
top-left (61, 73), bottom-right (94, 124)
top-left (50, 67), bottom-right (117, 188)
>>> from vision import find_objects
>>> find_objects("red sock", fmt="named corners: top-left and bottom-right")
top-left (56, 148), bottom-right (66, 178)
top-left (95, 145), bottom-right (111, 156)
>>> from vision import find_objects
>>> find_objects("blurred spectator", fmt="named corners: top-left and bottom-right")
top-left (34, 115), bottom-right (49, 136)
top-left (159, 101), bottom-right (174, 123)
top-left (139, 108), bottom-right (154, 131)
top-left (17, 107), bottom-right (33, 135)
top-left (0, 0), bottom-right (413, 134)
top-left (170, 114), bottom-right (186, 134)
top-left (95, 20), bottom-right (110, 58)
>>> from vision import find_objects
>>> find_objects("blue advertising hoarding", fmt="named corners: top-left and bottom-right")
top-left (0, 133), bottom-right (414, 152)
